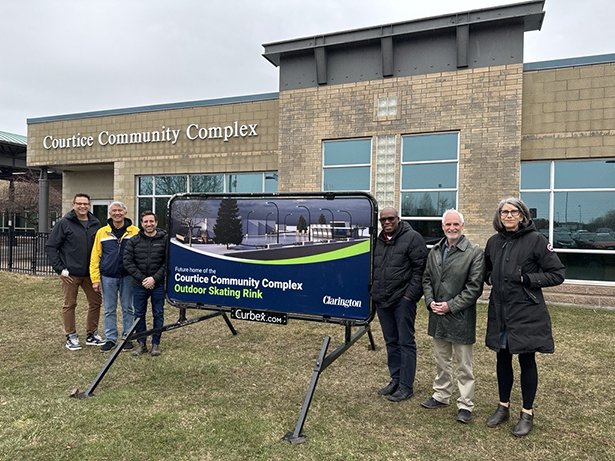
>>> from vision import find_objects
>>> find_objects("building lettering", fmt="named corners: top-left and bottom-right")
top-left (185, 122), bottom-right (258, 142)
top-left (43, 133), bottom-right (94, 149)
top-left (42, 121), bottom-right (259, 150)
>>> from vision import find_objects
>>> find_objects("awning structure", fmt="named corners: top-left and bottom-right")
top-left (0, 130), bottom-right (28, 180)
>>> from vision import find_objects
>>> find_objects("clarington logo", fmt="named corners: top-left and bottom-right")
top-left (42, 121), bottom-right (259, 150)
top-left (322, 295), bottom-right (362, 308)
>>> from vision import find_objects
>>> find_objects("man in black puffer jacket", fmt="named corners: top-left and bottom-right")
top-left (372, 206), bottom-right (427, 402)
top-left (123, 211), bottom-right (167, 356)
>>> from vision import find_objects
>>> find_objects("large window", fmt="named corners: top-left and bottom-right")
top-left (400, 132), bottom-right (459, 245)
top-left (137, 172), bottom-right (278, 229)
top-left (322, 138), bottom-right (371, 191)
top-left (521, 159), bottom-right (615, 283)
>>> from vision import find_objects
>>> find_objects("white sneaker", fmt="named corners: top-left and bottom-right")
top-left (65, 333), bottom-right (82, 351)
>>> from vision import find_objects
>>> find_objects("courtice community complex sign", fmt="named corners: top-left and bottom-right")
top-left (42, 121), bottom-right (259, 149)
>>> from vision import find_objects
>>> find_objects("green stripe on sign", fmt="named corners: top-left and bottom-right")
top-left (237, 240), bottom-right (370, 265)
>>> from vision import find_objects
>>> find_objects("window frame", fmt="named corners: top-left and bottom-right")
top-left (521, 158), bottom-right (615, 285)
top-left (136, 171), bottom-right (278, 218)
top-left (399, 132), bottom-right (460, 234)
top-left (322, 138), bottom-right (372, 192)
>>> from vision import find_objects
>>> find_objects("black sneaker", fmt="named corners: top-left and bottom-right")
top-left (457, 409), bottom-right (473, 424)
top-left (100, 340), bottom-right (116, 352)
top-left (122, 341), bottom-right (134, 351)
top-left (421, 397), bottom-right (449, 409)
top-left (65, 333), bottom-right (82, 351)
top-left (85, 331), bottom-right (105, 346)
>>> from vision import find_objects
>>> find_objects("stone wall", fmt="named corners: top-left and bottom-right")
top-left (522, 61), bottom-right (615, 160)
top-left (278, 64), bottom-right (525, 246)
top-left (481, 284), bottom-right (615, 310)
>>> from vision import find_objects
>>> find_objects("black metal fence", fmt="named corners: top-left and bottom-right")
top-left (0, 230), bottom-right (55, 276)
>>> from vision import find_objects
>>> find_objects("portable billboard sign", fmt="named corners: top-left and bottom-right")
top-left (166, 192), bottom-right (376, 325)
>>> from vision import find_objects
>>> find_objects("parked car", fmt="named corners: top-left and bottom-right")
top-left (573, 231), bottom-right (597, 249)
top-left (553, 230), bottom-right (574, 248)
top-left (593, 233), bottom-right (615, 250)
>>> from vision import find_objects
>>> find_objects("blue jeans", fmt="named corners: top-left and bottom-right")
top-left (376, 297), bottom-right (417, 391)
top-left (101, 275), bottom-right (134, 343)
top-left (132, 284), bottom-right (164, 345)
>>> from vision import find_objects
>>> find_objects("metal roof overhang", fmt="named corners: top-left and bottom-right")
top-left (262, 0), bottom-right (545, 66)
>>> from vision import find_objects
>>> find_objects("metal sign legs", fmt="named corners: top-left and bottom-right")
top-left (70, 309), bottom-right (377, 446)
top-left (70, 308), bottom-right (237, 399)
top-left (283, 323), bottom-right (376, 444)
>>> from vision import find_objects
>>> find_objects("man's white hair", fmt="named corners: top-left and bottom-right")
top-left (108, 201), bottom-right (127, 215)
top-left (441, 208), bottom-right (464, 224)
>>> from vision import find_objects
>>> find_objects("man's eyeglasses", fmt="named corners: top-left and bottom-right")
top-left (500, 209), bottom-right (520, 217)
top-left (379, 216), bottom-right (398, 223)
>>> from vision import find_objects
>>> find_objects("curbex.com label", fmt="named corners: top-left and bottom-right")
top-left (231, 308), bottom-right (287, 325)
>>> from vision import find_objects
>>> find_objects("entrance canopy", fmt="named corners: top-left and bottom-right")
top-left (0, 130), bottom-right (28, 180)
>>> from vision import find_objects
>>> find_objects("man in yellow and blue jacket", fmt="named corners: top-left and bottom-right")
top-left (90, 201), bottom-right (140, 352)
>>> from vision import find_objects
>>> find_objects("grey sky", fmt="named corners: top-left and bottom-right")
top-left (1, 0), bottom-right (613, 136)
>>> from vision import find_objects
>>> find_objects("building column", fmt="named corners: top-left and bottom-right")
top-left (38, 167), bottom-right (49, 232)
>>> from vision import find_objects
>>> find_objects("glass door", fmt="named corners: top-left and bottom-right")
top-left (91, 200), bottom-right (111, 225)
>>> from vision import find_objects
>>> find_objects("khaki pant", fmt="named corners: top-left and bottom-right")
top-left (431, 337), bottom-right (474, 411)
top-left (61, 276), bottom-right (102, 336)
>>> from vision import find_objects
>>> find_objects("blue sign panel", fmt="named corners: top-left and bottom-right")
top-left (166, 193), bottom-right (376, 324)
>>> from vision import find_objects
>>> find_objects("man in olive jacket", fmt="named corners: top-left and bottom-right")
top-left (372, 206), bottom-right (427, 402)
top-left (420, 209), bottom-right (484, 423)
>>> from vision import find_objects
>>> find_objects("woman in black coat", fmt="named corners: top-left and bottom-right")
top-left (484, 197), bottom-right (565, 437)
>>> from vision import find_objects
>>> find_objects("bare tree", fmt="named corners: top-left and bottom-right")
top-left (171, 198), bottom-right (209, 246)
top-left (0, 171), bottom-right (61, 228)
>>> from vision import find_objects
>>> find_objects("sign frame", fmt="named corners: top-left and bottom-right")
top-left (165, 191), bottom-right (377, 326)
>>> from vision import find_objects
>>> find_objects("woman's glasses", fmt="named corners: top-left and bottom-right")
top-left (500, 209), bottom-right (520, 217)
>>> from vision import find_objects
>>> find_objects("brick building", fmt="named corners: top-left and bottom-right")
top-left (26, 1), bottom-right (615, 304)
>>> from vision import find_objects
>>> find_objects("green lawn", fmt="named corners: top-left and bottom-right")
top-left (0, 272), bottom-right (613, 460)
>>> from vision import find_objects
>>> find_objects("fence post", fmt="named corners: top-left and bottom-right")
top-left (8, 223), bottom-right (14, 271)
top-left (31, 232), bottom-right (38, 275)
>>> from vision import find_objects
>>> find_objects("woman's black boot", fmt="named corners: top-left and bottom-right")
top-left (486, 404), bottom-right (510, 428)
top-left (512, 411), bottom-right (534, 437)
